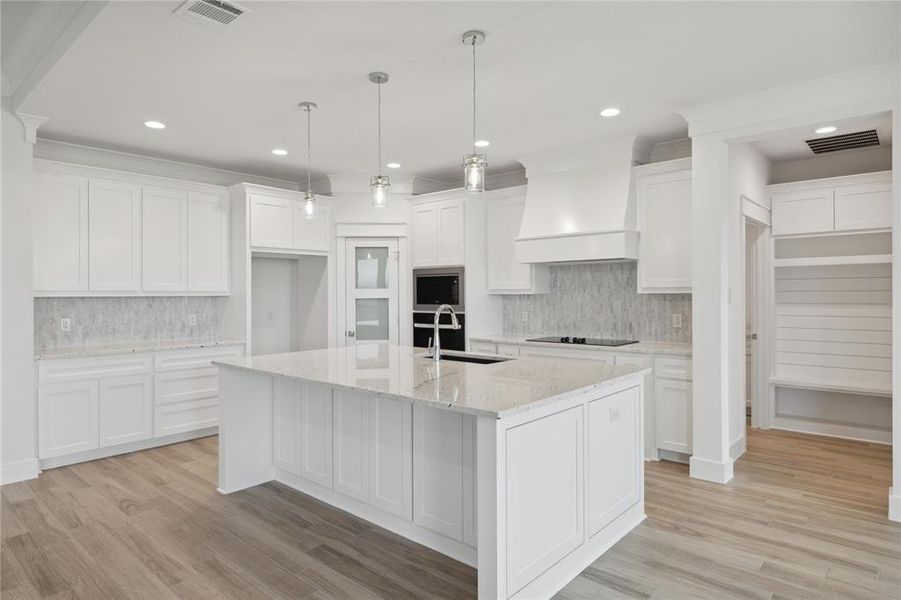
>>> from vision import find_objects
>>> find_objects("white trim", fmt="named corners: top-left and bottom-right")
top-left (632, 157), bottom-right (692, 177)
top-left (15, 113), bottom-right (48, 143)
top-left (36, 158), bottom-right (229, 195)
top-left (518, 136), bottom-right (653, 176)
top-left (729, 435), bottom-right (746, 461)
top-left (335, 222), bottom-right (406, 238)
top-left (1, 458), bottom-right (41, 484)
top-left (770, 417), bottom-right (891, 445)
top-left (889, 488), bottom-right (901, 522)
top-left (741, 195), bottom-right (771, 226)
top-left (765, 169), bottom-right (891, 194)
top-left (39, 428), bottom-right (217, 470)
top-left (688, 455), bottom-right (734, 484)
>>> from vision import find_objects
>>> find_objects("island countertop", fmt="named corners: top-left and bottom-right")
top-left (214, 343), bottom-right (648, 418)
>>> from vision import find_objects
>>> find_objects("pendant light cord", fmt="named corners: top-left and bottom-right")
top-left (305, 106), bottom-right (312, 193)
top-left (377, 79), bottom-right (382, 177)
top-left (472, 37), bottom-right (477, 150)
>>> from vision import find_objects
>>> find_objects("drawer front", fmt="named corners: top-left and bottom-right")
top-left (614, 354), bottom-right (650, 369)
top-left (654, 356), bottom-right (692, 381)
top-left (521, 346), bottom-right (615, 364)
top-left (496, 343), bottom-right (521, 358)
top-left (154, 366), bottom-right (219, 406)
top-left (39, 354), bottom-right (152, 384)
top-left (154, 399), bottom-right (218, 438)
top-left (469, 341), bottom-right (497, 355)
top-left (154, 345), bottom-right (243, 372)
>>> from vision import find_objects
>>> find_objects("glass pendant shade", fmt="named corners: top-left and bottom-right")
top-left (370, 175), bottom-right (390, 208)
top-left (303, 190), bottom-right (316, 219)
top-left (463, 153), bottom-right (487, 193)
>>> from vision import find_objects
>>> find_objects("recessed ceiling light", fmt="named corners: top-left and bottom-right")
top-left (271, 148), bottom-right (288, 156)
top-left (386, 162), bottom-right (402, 169)
top-left (815, 126), bottom-right (837, 134)
top-left (599, 107), bottom-right (621, 118)
top-left (144, 120), bottom-right (166, 129)
top-left (474, 139), bottom-right (490, 148)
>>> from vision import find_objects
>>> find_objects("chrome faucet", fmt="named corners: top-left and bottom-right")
top-left (430, 304), bottom-right (461, 362)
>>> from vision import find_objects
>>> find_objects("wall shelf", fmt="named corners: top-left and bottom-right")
top-left (770, 377), bottom-right (892, 398)
top-left (773, 254), bottom-right (892, 268)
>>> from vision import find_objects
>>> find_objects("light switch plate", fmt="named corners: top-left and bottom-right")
top-left (60, 318), bottom-right (71, 332)
top-left (188, 314), bottom-right (197, 326)
top-left (672, 313), bottom-right (683, 328)
top-left (609, 406), bottom-right (620, 422)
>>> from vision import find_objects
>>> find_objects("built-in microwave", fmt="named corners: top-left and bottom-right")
top-left (413, 267), bottom-right (464, 312)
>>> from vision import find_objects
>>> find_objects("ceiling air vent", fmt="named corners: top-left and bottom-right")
top-left (174, 0), bottom-right (246, 30)
top-left (805, 129), bottom-right (880, 154)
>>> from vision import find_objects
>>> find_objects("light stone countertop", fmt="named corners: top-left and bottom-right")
top-left (36, 338), bottom-right (246, 360)
top-left (214, 343), bottom-right (648, 419)
top-left (469, 334), bottom-right (692, 356)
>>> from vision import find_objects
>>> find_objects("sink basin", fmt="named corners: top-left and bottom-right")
top-left (422, 352), bottom-right (512, 365)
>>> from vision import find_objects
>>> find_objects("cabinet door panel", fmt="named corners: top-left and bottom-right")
top-left (436, 201), bottom-right (464, 265)
top-left (188, 191), bottom-right (229, 293)
top-left (250, 194), bottom-right (292, 249)
top-left (89, 179), bottom-right (142, 291)
top-left (99, 375), bottom-right (153, 447)
top-left (771, 189), bottom-right (834, 236)
top-left (588, 387), bottom-right (640, 536)
top-left (293, 200), bottom-right (330, 252)
top-left (412, 206), bottom-right (438, 267)
top-left (33, 172), bottom-right (89, 292)
top-left (487, 198), bottom-right (532, 291)
top-left (370, 397), bottom-right (412, 519)
top-left (333, 390), bottom-right (370, 502)
top-left (274, 378), bottom-right (301, 475)
top-left (142, 187), bottom-right (187, 292)
top-left (637, 169), bottom-right (692, 292)
top-left (654, 378), bottom-right (692, 453)
top-left (300, 383), bottom-right (333, 488)
top-left (413, 406), bottom-right (464, 540)
top-left (834, 181), bottom-right (892, 231)
top-left (39, 380), bottom-right (99, 458)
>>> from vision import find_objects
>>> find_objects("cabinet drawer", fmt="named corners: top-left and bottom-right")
top-left (653, 356), bottom-right (692, 381)
top-left (496, 344), bottom-right (521, 358)
top-left (154, 367), bottom-right (219, 405)
top-left (469, 341), bottom-right (497, 355)
top-left (614, 354), bottom-right (650, 369)
top-left (771, 189), bottom-right (834, 236)
top-left (154, 345), bottom-right (243, 372)
top-left (154, 398), bottom-right (218, 438)
top-left (39, 354), bottom-right (152, 384)
top-left (521, 346), bottom-right (614, 364)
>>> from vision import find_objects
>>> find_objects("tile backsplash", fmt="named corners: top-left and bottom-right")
top-left (34, 296), bottom-right (228, 349)
top-left (502, 262), bottom-right (692, 343)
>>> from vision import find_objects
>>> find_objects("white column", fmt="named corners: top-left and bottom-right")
top-left (889, 53), bottom-right (901, 522)
top-left (688, 134), bottom-right (734, 484)
top-left (0, 109), bottom-right (45, 484)
top-left (476, 415), bottom-right (507, 599)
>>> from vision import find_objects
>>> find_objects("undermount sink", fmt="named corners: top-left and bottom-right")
top-left (423, 352), bottom-right (513, 365)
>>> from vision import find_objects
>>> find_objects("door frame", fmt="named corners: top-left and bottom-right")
top-left (741, 196), bottom-right (773, 430)
top-left (335, 223), bottom-right (411, 347)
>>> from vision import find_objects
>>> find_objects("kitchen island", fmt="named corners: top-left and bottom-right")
top-left (215, 343), bottom-right (648, 599)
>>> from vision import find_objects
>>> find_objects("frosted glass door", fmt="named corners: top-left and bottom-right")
top-left (345, 239), bottom-right (399, 345)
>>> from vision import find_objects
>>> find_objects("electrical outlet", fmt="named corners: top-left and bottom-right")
top-left (672, 313), bottom-right (683, 329)
top-left (609, 406), bottom-right (620, 422)
top-left (188, 314), bottom-right (197, 327)
top-left (521, 308), bottom-right (528, 323)
top-left (60, 318), bottom-right (71, 333)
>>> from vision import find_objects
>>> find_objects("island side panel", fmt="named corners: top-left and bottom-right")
top-left (217, 367), bottom-right (275, 493)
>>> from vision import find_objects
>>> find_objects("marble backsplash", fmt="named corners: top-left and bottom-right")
top-left (502, 262), bottom-right (692, 343)
top-left (34, 296), bottom-right (228, 350)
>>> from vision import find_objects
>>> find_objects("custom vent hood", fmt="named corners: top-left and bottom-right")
top-left (516, 136), bottom-right (653, 264)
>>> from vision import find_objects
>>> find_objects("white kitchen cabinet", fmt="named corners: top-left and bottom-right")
top-left (771, 188), bottom-right (834, 237)
top-left (299, 383), bottom-right (334, 488)
top-left (33, 171), bottom-right (89, 292)
top-left (654, 377), bottom-right (692, 454)
top-left (521, 345), bottom-right (615, 364)
top-left (486, 193), bottom-right (549, 294)
top-left (469, 341), bottom-right (497, 355)
top-left (187, 191), bottom-right (229, 293)
top-left (834, 180), bottom-right (892, 231)
top-left (370, 396), bottom-right (413, 519)
top-left (411, 198), bottom-right (465, 267)
top-left (99, 374), bottom-right (153, 447)
top-left (635, 158), bottom-right (692, 294)
top-left (249, 193), bottom-right (293, 249)
top-left (293, 200), bottom-right (331, 253)
top-left (38, 380), bottom-right (99, 459)
top-left (142, 187), bottom-right (188, 292)
top-left (274, 378), bottom-right (301, 475)
top-left (413, 405), bottom-right (464, 540)
top-left (587, 386), bottom-right (640, 536)
top-left (88, 178), bottom-right (142, 292)
top-left (333, 390), bottom-right (371, 502)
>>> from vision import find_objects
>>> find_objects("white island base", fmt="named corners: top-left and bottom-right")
top-left (217, 348), bottom-right (645, 599)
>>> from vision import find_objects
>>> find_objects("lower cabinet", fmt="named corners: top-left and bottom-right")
top-left (413, 405), bottom-right (465, 540)
top-left (300, 383), bottom-right (334, 488)
top-left (370, 395), bottom-right (413, 519)
top-left (333, 390), bottom-right (371, 503)
top-left (654, 378), bottom-right (692, 453)
top-left (39, 380), bottom-right (100, 459)
top-left (99, 374), bottom-right (153, 447)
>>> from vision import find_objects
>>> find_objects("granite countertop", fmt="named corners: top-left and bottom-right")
top-left (215, 343), bottom-right (648, 419)
top-left (36, 338), bottom-right (246, 360)
top-left (469, 334), bottom-right (692, 356)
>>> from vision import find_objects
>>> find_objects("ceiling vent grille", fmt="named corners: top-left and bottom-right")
top-left (175, 0), bottom-right (246, 30)
top-left (805, 129), bottom-right (880, 154)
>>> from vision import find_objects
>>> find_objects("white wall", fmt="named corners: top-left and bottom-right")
top-left (1, 108), bottom-right (39, 483)
top-left (251, 257), bottom-right (299, 355)
top-left (770, 145), bottom-right (891, 184)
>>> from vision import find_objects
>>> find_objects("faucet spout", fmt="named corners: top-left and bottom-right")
top-left (432, 304), bottom-right (461, 362)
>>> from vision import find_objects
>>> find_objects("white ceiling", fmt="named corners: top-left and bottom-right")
top-left (752, 113), bottom-right (893, 163)
top-left (19, 1), bottom-right (899, 185)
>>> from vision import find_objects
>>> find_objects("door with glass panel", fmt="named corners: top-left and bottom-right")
top-left (345, 238), bottom-right (399, 345)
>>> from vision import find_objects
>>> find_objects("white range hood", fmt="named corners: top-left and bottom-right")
top-left (515, 136), bottom-right (652, 264)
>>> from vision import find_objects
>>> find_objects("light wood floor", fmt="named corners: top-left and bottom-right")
top-left (2, 428), bottom-right (899, 599)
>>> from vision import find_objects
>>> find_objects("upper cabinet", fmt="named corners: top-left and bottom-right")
top-left (770, 171), bottom-right (891, 237)
top-left (242, 186), bottom-right (332, 254)
top-left (485, 190), bottom-right (549, 294)
top-left (411, 197), bottom-right (464, 267)
top-left (634, 158), bottom-right (692, 294)
top-left (33, 161), bottom-right (229, 296)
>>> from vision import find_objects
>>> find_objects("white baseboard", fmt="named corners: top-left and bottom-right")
top-left (689, 455), bottom-right (734, 484)
top-left (1, 457), bottom-right (41, 485)
top-left (39, 428), bottom-right (217, 470)
top-left (890, 487), bottom-right (901, 522)
top-left (730, 435), bottom-right (747, 460)
top-left (657, 449), bottom-right (690, 464)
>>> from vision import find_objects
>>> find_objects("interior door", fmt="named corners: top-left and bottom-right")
top-left (344, 238), bottom-right (399, 345)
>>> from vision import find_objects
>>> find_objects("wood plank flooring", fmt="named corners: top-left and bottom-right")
top-left (2, 428), bottom-right (899, 599)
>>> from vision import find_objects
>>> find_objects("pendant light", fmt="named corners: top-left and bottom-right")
top-left (462, 30), bottom-right (487, 192)
top-left (369, 72), bottom-right (390, 208)
top-left (298, 101), bottom-right (317, 219)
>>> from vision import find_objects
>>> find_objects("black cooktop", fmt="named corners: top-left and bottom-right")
top-left (526, 336), bottom-right (639, 347)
